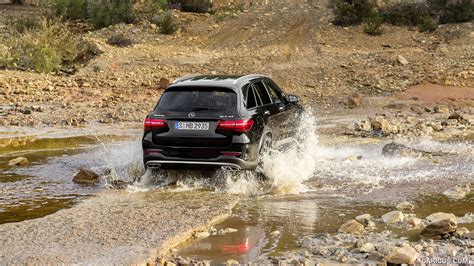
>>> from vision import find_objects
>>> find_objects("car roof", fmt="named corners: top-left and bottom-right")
top-left (169, 74), bottom-right (269, 91)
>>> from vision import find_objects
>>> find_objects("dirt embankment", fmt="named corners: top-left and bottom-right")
top-left (1, 0), bottom-right (473, 128)
top-left (0, 190), bottom-right (238, 264)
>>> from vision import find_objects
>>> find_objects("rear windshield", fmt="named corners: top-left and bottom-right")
top-left (156, 88), bottom-right (237, 112)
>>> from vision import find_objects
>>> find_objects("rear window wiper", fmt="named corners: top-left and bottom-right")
top-left (191, 107), bottom-right (221, 111)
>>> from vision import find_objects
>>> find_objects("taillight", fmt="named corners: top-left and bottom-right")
top-left (144, 117), bottom-right (168, 132)
top-left (217, 119), bottom-right (254, 133)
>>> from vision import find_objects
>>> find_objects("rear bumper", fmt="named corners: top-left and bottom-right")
top-left (144, 154), bottom-right (257, 170)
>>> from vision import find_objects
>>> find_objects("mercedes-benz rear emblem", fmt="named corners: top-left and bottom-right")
top-left (188, 112), bottom-right (195, 118)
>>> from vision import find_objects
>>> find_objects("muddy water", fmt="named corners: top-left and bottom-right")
top-left (0, 111), bottom-right (472, 264)
top-left (0, 132), bottom-right (139, 224)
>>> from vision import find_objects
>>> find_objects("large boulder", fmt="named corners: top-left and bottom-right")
top-left (72, 168), bottom-right (100, 185)
top-left (386, 246), bottom-right (419, 264)
top-left (8, 157), bottom-right (29, 166)
top-left (338, 220), bottom-right (364, 234)
top-left (421, 218), bottom-right (457, 239)
top-left (426, 212), bottom-right (457, 223)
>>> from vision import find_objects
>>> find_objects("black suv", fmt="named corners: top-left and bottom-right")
top-left (142, 74), bottom-right (301, 170)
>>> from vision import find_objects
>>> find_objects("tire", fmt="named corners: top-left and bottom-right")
top-left (259, 133), bottom-right (272, 155)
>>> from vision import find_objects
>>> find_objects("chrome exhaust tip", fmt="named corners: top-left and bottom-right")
top-left (221, 166), bottom-right (240, 171)
top-left (146, 163), bottom-right (162, 169)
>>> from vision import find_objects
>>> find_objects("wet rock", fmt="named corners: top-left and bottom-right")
top-left (8, 157), bottom-right (29, 166)
top-left (421, 218), bottom-right (457, 239)
top-left (355, 119), bottom-right (372, 132)
top-left (194, 231), bottom-right (210, 238)
top-left (453, 227), bottom-right (469, 238)
top-left (442, 185), bottom-right (468, 200)
top-left (382, 211), bottom-right (404, 224)
top-left (72, 168), bottom-right (100, 185)
top-left (396, 201), bottom-right (414, 211)
top-left (355, 214), bottom-right (371, 224)
top-left (347, 93), bottom-right (363, 108)
top-left (397, 55), bottom-right (409, 65)
top-left (338, 220), bottom-right (364, 234)
top-left (386, 246), bottom-right (419, 264)
top-left (407, 217), bottom-right (421, 227)
top-left (359, 242), bottom-right (375, 253)
top-left (370, 117), bottom-right (398, 134)
top-left (344, 155), bottom-right (363, 161)
top-left (426, 212), bottom-right (457, 223)
top-left (222, 228), bottom-right (238, 234)
top-left (269, 230), bottom-right (281, 237)
top-left (448, 112), bottom-right (465, 121)
top-left (434, 105), bottom-right (449, 113)
top-left (382, 142), bottom-right (433, 158)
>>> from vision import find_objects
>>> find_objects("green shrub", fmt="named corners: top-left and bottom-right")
top-left (417, 13), bottom-right (438, 32)
top-left (329, 0), bottom-right (376, 26)
top-left (363, 9), bottom-right (383, 35)
top-left (89, 0), bottom-right (135, 29)
top-left (53, 0), bottom-right (88, 20)
top-left (1, 18), bottom-right (80, 73)
top-left (159, 12), bottom-right (178, 34)
top-left (107, 33), bottom-right (134, 47)
top-left (177, 0), bottom-right (213, 13)
top-left (134, 0), bottom-right (169, 21)
top-left (5, 15), bottom-right (42, 34)
top-left (381, 2), bottom-right (432, 26)
top-left (429, 0), bottom-right (474, 23)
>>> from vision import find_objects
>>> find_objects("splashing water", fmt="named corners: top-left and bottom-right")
top-left (98, 107), bottom-right (473, 196)
top-left (260, 109), bottom-right (319, 194)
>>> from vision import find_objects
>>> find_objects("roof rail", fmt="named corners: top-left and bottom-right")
top-left (232, 74), bottom-right (266, 85)
top-left (172, 74), bottom-right (202, 84)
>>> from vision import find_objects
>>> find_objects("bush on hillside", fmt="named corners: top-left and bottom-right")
top-left (5, 15), bottom-right (42, 33)
top-left (0, 18), bottom-right (80, 73)
top-left (89, 0), bottom-right (135, 29)
top-left (107, 33), bottom-right (134, 47)
top-left (381, 2), bottom-right (432, 26)
top-left (428, 0), bottom-right (474, 23)
top-left (329, 0), bottom-right (376, 26)
top-left (159, 12), bottom-right (178, 34)
top-left (363, 8), bottom-right (383, 35)
top-left (53, 0), bottom-right (88, 20)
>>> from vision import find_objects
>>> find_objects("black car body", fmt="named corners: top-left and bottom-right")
top-left (142, 74), bottom-right (301, 170)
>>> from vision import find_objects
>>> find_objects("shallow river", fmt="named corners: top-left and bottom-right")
top-left (0, 111), bottom-right (472, 264)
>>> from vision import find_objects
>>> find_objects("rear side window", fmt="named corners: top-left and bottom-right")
top-left (156, 88), bottom-right (236, 112)
top-left (245, 85), bottom-right (257, 109)
top-left (253, 81), bottom-right (272, 105)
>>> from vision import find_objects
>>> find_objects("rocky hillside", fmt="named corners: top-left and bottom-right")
top-left (0, 1), bottom-right (473, 127)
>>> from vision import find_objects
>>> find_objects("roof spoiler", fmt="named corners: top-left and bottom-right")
top-left (172, 74), bottom-right (202, 84)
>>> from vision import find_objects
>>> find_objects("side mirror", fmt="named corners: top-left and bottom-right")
top-left (286, 95), bottom-right (299, 104)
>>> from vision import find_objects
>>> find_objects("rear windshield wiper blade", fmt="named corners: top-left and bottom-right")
top-left (191, 107), bottom-right (220, 111)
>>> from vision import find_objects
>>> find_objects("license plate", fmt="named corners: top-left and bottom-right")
top-left (175, 121), bottom-right (209, 130)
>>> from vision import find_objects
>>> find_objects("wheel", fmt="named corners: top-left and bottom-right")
top-left (259, 133), bottom-right (272, 155)
top-left (257, 133), bottom-right (272, 174)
